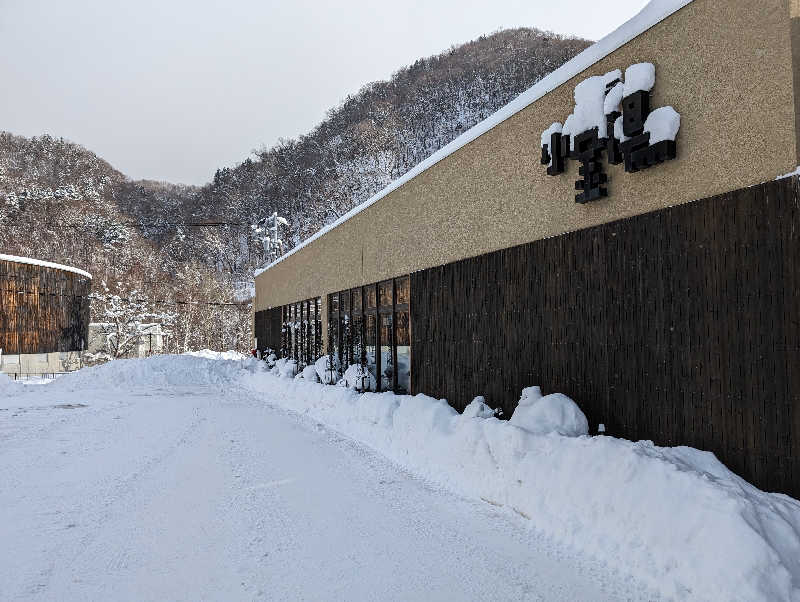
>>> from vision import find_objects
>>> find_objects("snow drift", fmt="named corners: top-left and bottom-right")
top-left (5, 355), bottom-right (799, 601)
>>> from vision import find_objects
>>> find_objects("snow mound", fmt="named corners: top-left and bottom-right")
top-left (183, 349), bottom-right (248, 361)
top-left (461, 396), bottom-right (496, 419)
top-left (0, 372), bottom-right (21, 398)
top-left (510, 387), bottom-right (589, 437)
top-left (47, 355), bottom-right (254, 392)
top-left (238, 369), bottom-right (800, 602)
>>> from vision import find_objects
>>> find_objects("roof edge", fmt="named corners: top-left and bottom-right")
top-left (256, 0), bottom-right (695, 278)
top-left (0, 254), bottom-right (93, 280)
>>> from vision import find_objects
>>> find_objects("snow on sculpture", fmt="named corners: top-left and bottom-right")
top-left (540, 62), bottom-right (680, 203)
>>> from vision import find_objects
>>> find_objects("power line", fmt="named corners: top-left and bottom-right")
top-left (12, 221), bottom-right (254, 229)
top-left (7, 290), bottom-right (251, 307)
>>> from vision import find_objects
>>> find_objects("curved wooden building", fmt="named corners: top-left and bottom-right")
top-left (0, 255), bottom-right (91, 355)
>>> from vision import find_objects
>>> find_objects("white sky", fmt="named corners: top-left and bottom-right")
top-left (0, 0), bottom-right (649, 185)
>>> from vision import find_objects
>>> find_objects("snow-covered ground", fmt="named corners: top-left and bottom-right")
top-left (1, 356), bottom-right (799, 601)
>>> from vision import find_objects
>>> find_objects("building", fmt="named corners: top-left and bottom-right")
top-left (87, 322), bottom-right (165, 359)
top-left (254, 0), bottom-right (800, 497)
top-left (0, 254), bottom-right (91, 376)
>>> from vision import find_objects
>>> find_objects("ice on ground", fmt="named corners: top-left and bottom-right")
top-left (624, 62), bottom-right (656, 96)
top-left (644, 106), bottom-right (681, 143)
top-left (509, 387), bottom-right (589, 437)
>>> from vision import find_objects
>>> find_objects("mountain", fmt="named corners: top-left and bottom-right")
top-left (0, 27), bottom-right (590, 353)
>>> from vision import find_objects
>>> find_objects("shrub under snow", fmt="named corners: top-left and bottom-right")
top-left (342, 363), bottom-right (377, 391)
top-left (314, 355), bottom-right (339, 385)
top-left (509, 386), bottom-right (589, 437)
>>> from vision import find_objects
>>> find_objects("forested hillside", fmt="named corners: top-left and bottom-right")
top-left (0, 27), bottom-right (589, 353)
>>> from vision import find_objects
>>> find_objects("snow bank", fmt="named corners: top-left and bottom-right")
top-left (45, 355), bottom-right (251, 393)
top-left (183, 349), bottom-right (248, 361)
top-left (236, 370), bottom-right (800, 602)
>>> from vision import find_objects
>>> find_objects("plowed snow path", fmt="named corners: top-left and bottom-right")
top-left (0, 384), bottom-right (658, 601)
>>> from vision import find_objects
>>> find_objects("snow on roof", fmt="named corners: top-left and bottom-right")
top-left (255, 0), bottom-right (695, 278)
top-left (0, 254), bottom-right (92, 279)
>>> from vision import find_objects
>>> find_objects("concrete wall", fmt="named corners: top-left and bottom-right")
top-left (256, 0), bottom-right (798, 321)
top-left (0, 351), bottom-right (82, 375)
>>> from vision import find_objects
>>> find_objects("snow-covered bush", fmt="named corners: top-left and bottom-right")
top-left (461, 396), bottom-right (497, 419)
top-left (280, 359), bottom-right (298, 379)
top-left (343, 363), bottom-right (376, 391)
top-left (265, 352), bottom-right (277, 368)
top-left (297, 365), bottom-right (318, 382)
top-left (509, 386), bottom-right (588, 437)
top-left (314, 355), bottom-right (339, 385)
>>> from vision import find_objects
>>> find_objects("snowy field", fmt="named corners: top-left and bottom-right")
top-left (1, 356), bottom-right (799, 601)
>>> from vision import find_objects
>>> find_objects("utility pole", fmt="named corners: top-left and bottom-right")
top-left (253, 212), bottom-right (289, 265)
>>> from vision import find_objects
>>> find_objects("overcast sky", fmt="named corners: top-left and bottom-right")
top-left (1, 0), bottom-right (649, 185)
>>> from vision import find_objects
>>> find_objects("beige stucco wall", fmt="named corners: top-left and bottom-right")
top-left (256, 0), bottom-right (798, 324)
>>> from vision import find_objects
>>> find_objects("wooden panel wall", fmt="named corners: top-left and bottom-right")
top-left (254, 308), bottom-right (282, 353)
top-left (0, 260), bottom-right (91, 354)
top-left (411, 177), bottom-right (800, 497)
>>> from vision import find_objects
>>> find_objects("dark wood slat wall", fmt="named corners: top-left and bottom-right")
top-left (0, 260), bottom-right (91, 354)
top-left (410, 177), bottom-right (800, 497)
top-left (254, 308), bottom-right (282, 353)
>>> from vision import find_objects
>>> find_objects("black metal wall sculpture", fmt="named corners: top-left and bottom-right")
top-left (540, 63), bottom-right (680, 203)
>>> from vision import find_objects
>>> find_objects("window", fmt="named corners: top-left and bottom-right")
top-left (396, 276), bottom-right (410, 306)
top-left (314, 297), bottom-right (322, 359)
top-left (279, 297), bottom-right (324, 367)
top-left (326, 275), bottom-right (411, 393)
top-left (366, 285), bottom-right (377, 310)
top-left (378, 280), bottom-right (392, 308)
top-left (395, 310), bottom-right (410, 394)
top-left (365, 313), bottom-right (378, 389)
top-left (380, 312), bottom-right (394, 390)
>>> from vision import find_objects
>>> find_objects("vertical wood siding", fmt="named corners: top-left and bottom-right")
top-left (411, 177), bottom-right (800, 498)
top-left (0, 260), bottom-right (91, 354)
top-left (254, 307), bottom-right (282, 353)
